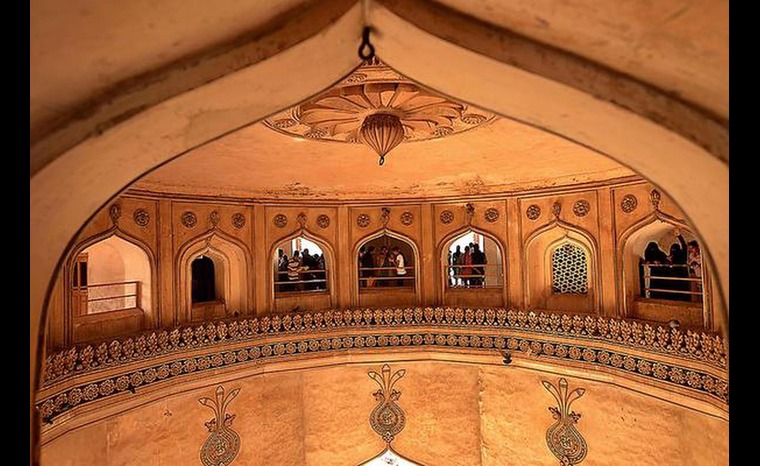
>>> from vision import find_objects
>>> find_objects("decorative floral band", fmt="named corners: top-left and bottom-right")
top-left (37, 308), bottom-right (728, 423)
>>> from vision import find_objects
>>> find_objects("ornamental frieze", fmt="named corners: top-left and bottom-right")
top-left (37, 308), bottom-right (728, 423)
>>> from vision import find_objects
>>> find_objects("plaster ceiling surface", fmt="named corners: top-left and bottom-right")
top-left (132, 115), bottom-right (635, 201)
top-left (30, 0), bottom-right (727, 145)
top-left (438, 0), bottom-right (728, 118)
top-left (29, 0), bottom-right (307, 141)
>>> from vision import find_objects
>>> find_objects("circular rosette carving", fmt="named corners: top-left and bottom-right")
top-left (231, 213), bottom-right (246, 229)
top-left (439, 209), bottom-right (454, 224)
top-left (357, 214), bottom-right (371, 228)
top-left (181, 211), bottom-right (197, 228)
top-left (484, 207), bottom-right (500, 223)
top-left (273, 214), bottom-right (288, 228)
top-left (200, 428), bottom-right (241, 466)
top-left (369, 401), bottom-right (406, 444)
top-left (317, 214), bottom-right (330, 229)
top-left (546, 421), bottom-right (588, 465)
top-left (573, 200), bottom-right (591, 217)
top-left (133, 208), bottom-right (150, 227)
top-left (526, 204), bottom-right (541, 220)
top-left (620, 194), bottom-right (638, 213)
top-left (400, 211), bottom-right (414, 226)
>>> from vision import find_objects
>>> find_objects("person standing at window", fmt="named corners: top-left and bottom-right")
top-left (287, 250), bottom-right (302, 292)
top-left (393, 246), bottom-right (407, 287)
top-left (461, 245), bottom-right (473, 288)
top-left (668, 229), bottom-right (689, 301)
top-left (452, 245), bottom-right (462, 287)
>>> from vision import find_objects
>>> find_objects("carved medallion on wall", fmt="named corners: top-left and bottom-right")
top-left (439, 209), bottom-right (454, 224)
top-left (231, 213), bottom-right (246, 229)
top-left (368, 364), bottom-right (407, 444)
top-left (542, 378), bottom-right (588, 465)
top-left (400, 211), bottom-right (414, 226)
top-left (380, 207), bottom-right (391, 227)
top-left (572, 200), bottom-right (590, 218)
top-left (133, 209), bottom-right (150, 227)
top-left (526, 204), bottom-right (541, 220)
top-left (209, 211), bottom-right (221, 228)
top-left (297, 212), bottom-right (308, 229)
top-left (552, 202), bottom-right (562, 218)
top-left (109, 204), bottom-right (122, 224)
top-left (484, 208), bottom-right (500, 223)
top-left (650, 189), bottom-right (661, 210)
top-left (273, 214), bottom-right (288, 228)
top-left (620, 195), bottom-right (638, 213)
top-left (181, 211), bottom-right (197, 228)
top-left (357, 214), bottom-right (371, 228)
top-left (317, 214), bottom-right (330, 229)
top-left (199, 385), bottom-right (241, 466)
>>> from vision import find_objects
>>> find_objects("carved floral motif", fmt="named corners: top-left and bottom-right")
top-left (133, 209), bottom-right (150, 227)
top-left (273, 214), bottom-right (288, 228)
top-left (357, 214), bottom-right (371, 228)
top-left (439, 210), bottom-right (454, 224)
top-left (400, 211), bottom-right (414, 226)
top-left (484, 208), bottom-right (500, 223)
top-left (572, 201), bottom-right (590, 218)
top-left (231, 213), bottom-right (246, 229)
top-left (542, 378), bottom-right (587, 465)
top-left (526, 205), bottom-right (541, 220)
top-left (620, 195), bottom-right (638, 213)
top-left (368, 364), bottom-right (407, 443)
top-left (317, 214), bottom-right (330, 229)
top-left (181, 211), bottom-right (197, 228)
top-left (199, 386), bottom-right (241, 466)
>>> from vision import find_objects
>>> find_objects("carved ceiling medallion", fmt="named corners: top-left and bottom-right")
top-left (263, 59), bottom-right (497, 164)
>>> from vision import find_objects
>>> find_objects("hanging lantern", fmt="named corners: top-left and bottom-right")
top-left (359, 113), bottom-right (405, 166)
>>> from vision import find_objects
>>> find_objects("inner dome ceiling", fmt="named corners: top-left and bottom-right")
top-left (133, 92), bottom-right (636, 201)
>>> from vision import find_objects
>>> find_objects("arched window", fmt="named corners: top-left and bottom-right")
top-left (358, 234), bottom-right (415, 290)
top-left (639, 231), bottom-right (703, 303)
top-left (191, 256), bottom-right (217, 303)
top-left (551, 243), bottom-right (588, 295)
top-left (72, 235), bottom-right (152, 315)
top-left (443, 230), bottom-right (503, 289)
top-left (273, 236), bottom-right (329, 295)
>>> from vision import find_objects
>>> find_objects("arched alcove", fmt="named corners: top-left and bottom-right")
top-left (177, 232), bottom-right (251, 322)
top-left (525, 224), bottom-right (599, 314)
top-left (439, 227), bottom-right (506, 308)
top-left (64, 232), bottom-right (155, 344)
top-left (355, 230), bottom-right (419, 308)
top-left (271, 231), bottom-right (336, 313)
top-left (619, 218), bottom-right (710, 329)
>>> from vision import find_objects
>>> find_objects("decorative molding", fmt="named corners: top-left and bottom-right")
top-left (552, 202), bottom-right (562, 218)
top-left (181, 211), bottom-right (198, 229)
top-left (273, 214), bottom-right (288, 228)
top-left (484, 207), bottom-right (500, 223)
top-left (439, 210), bottom-right (454, 224)
top-left (650, 189), bottom-right (662, 211)
top-left (526, 204), bottom-right (541, 220)
top-left (316, 214), bottom-right (330, 229)
top-left (199, 385), bottom-right (241, 466)
top-left (109, 204), bottom-right (122, 225)
top-left (133, 208), bottom-right (150, 227)
top-left (368, 364), bottom-right (407, 444)
top-left (620, 195), bottom-right (638, 213)
top-left (296, 212), bottom-right (308, 229)
top-left (231, 213), bottom-right (246, 229)
top-left (209, 211), bottom-right (220, 228)
top-left (38, 308), bottom-right (728, 422)
top-left (542, 378), bottom-right (587, 465)
top-left (572, 201), bottom-right (590, 218)
top-left (357, 214), bottom-right (371, 228)
top-left (381, 207), bottom-right (391, 228)
top-left (400, 211), bottom-right (414, 226)
top-left (465, 203), bottom-right (475, 225)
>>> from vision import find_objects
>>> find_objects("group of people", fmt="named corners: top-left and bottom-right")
top-left (358, 245), bottom-right (409, 287)
top-left (276, 248), bottom-right (326, 292)
top-left (447, 243), bottom-right (488, 288)
top-left (641, 229), bottom-right (702, 302)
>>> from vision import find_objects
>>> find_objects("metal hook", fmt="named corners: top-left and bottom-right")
top-left (358, 26), bottom-right (375, 61)
top-left (378, 153), bottom-right (385, 166)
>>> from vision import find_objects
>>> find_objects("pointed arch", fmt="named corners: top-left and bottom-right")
top-left (617, 212), bottom-right (710, 328)
top-left (63, 226), bottom-right (157, 345)
top-left (437, 226), bottom-right (507, 307)
top-left (524, 220), bottom-right (600, 313)
top-left (353, 228), bottom-right (421, 307)
top-left (269, 228), bottom-right (336, 312)
top-left (176, 229), bottom-right (252, 323)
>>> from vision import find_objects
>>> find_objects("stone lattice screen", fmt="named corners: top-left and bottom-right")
top-left (552, 243), bottom-right (588, 294)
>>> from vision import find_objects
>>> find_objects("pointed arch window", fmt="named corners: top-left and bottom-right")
top-left (358, 234), bottom-right (415, 289)
top-left (274, 235), bottom-right (329, 295)
top-left (443, 230), bottom-right (503, 289)
top-left (191, 256), bottom-right (217, 303)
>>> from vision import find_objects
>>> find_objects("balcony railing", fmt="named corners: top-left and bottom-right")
top-left (275, 269), bottom-right (328, 293)
top-left (641, 263), bottom-right (702, 302)
top-left (82, 281), bottom-right (141, 314)
top-left (359, 266), bottom-right (415, 288)
top-left (443, 263), bottom-right (502, 289)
